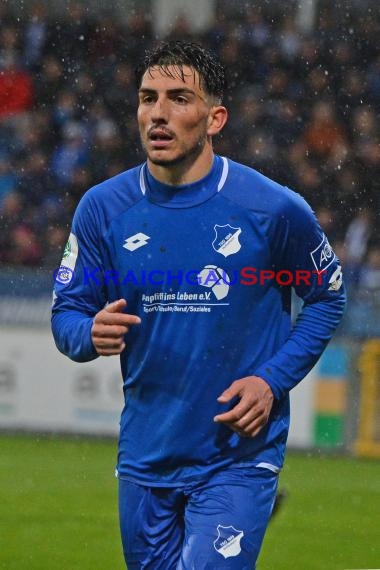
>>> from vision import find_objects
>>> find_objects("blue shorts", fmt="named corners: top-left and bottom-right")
top-left (118, 464), bottom-right (278, 569)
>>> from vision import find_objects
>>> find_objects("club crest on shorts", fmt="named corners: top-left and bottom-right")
top-left (213, 524), bottom-right (244, 558)
top-left (212, 225), bottom-right (242, 257)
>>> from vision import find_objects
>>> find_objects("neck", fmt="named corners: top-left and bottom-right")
top-left (147, 144), bottom-right (215, 186)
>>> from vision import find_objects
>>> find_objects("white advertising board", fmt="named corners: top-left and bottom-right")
top-left (0, 328), bottom-right (122, 435)
top-left (289, 368), bottom-right (316, 448)
top-left (0, 327), bottom-right (315, 447)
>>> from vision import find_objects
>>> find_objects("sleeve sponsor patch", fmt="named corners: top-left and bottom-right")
top-left (328, 265), bottom-right (343, 291)
top-left (310, 235), bottom-right (336, 272)
top-left (61, 232), bottom-right (78, 272)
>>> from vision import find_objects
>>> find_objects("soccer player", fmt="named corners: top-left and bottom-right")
top-left (52, 41), bottom-right (346, 569)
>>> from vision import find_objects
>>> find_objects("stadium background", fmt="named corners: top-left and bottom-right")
top-left (0, 0), bottom-right (379, 568)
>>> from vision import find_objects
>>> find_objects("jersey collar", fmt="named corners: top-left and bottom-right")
top-left (139, 156), bottom-right (228, 208)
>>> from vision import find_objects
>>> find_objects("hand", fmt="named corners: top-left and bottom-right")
top-left (214, 376), bottom-right (274, 437)
top-left (91, 299), bottom-right (141, 356)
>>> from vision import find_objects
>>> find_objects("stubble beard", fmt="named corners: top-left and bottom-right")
top-left (142, 133), bottom-right (207, 168)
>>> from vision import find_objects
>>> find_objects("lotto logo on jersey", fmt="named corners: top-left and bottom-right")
top-left (123, 232), bottom-right (150, 252)
top-left (213, 525), bottom-right (244, 558)
top-left (310, 235), bottom-right (336, 272)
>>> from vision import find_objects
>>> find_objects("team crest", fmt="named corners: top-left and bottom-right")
top-left (212, 225), bottom-right (242, 257)
top-left (213, 525), bottom-right (244, 558)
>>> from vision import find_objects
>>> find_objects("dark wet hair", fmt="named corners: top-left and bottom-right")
top-left (135, 40), bottom-right (226, 103)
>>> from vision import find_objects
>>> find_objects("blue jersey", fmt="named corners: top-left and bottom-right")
top-left (52, 155), bottom-right (345, 486)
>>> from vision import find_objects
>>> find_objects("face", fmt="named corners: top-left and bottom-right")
top-left (137, 65), bottom-right (215, 169)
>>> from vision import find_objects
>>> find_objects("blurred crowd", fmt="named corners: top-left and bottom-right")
top-left (0, 2), bottom-right (379, 333)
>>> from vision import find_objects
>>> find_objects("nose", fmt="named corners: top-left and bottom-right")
top-left (150, 96), bottom-right (169, 123)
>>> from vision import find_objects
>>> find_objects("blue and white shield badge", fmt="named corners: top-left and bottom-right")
top-left (212, 224), bottom-right (242, 257)
top-left (213, 525), bottom-right (244, 558)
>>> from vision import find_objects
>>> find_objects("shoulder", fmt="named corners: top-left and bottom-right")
top-left (222, 157), bottom-right (312, 221)
top-left (70, 164), bottom-right (145, 234)
top-left (83, 164), bottom-right (144, 209)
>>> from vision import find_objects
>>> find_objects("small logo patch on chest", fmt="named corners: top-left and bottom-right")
top-left (212, 225), bottom-right (242, 257)
top-left (123, 232), bottom-right (150, 252)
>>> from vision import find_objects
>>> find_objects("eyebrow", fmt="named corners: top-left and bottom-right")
top-left (138, 87), bottom-right (197, 96)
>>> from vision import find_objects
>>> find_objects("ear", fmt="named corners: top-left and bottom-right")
top-left (207, 105), bottom-right (228, 137)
